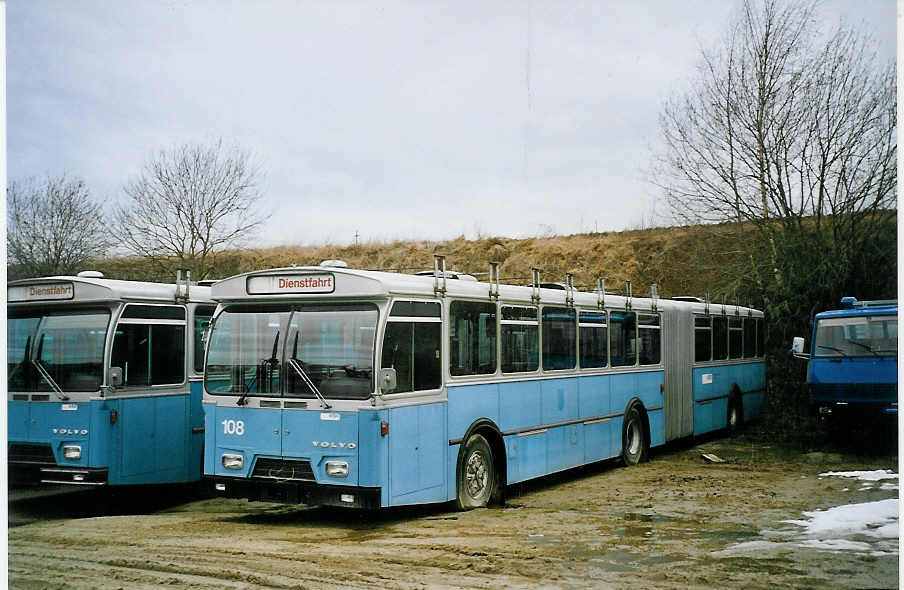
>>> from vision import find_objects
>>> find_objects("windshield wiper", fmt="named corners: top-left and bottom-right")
top-left (846, 339), bottom-right (879, 357)
top-left (287, 357), bottom-right (331, 409)
top-left (235, 380), bottom-right (250, 406)
top-left (816, 345), bottom-right (849, 358)
top-left (34, 334), bottom-right (69, 401)
top-left (32, 360), bottom-right (69, 401)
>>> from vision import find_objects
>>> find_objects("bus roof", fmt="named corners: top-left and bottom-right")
top-left (210, 266), bottom-right (764, 317)
top-left (7, 275), bottom-right (214, 305)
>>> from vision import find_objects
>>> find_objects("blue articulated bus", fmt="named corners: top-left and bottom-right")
top-left (7, 271), bottom-right (215, 487)
top-left (793, 297), bottom-right (897, 421)
top-left (204, 260), bottom-right (765, 509)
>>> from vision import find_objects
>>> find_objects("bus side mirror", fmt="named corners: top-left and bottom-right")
top-left (379, 368), bottom-right (397, 393)
top-left (109, 366), bottom-right (123, 387)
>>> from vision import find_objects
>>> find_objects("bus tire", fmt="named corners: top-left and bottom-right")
top-left (727, 395), bottom-right (743, 434)
top-left (456, 433), bottom-right (497, 510)
top-left (621, 406), bottom-right (647, 466)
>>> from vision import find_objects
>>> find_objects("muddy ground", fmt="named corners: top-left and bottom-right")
top-left (8, 430), bottom-right (899, 589)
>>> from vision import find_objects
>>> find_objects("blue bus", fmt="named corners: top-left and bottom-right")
top-left (7, 271), bottom-right (215, 487)
top-left (792, 297), bottom-right (897, 421)
top-left (204, 261), bottom-right (765, 509)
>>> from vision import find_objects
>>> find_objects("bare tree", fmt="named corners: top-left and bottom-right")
top-left (114, 140), bottom-right (269, 280)
top-left (7, 175), bottom-right (113, 279)
top-left (656, 0), bottom-right (896, 426)
top-left (657, 0), bottom-right (895, 323)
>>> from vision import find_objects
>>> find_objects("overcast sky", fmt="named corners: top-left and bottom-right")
top-left (7, 1), bottom-right (896, 247)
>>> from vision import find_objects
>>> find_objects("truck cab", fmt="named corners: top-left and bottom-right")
top-left (792, 297), bottom-right (897, 421)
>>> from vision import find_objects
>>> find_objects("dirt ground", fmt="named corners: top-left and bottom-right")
top-left (8, 430), bottom-right (899, 589)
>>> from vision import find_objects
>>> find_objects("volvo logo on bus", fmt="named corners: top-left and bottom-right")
top-left (312, 441), bottom-right (356, 449)
top-left (53, 428), bottom-right (88, 436)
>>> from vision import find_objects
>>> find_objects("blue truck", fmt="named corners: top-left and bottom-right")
top-left (792, 297), bottom-right (897, 422)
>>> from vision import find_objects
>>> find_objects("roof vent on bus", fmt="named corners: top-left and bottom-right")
top-left (672, 296), bottom-right (704, 303)
top-left (76, 270), bottom-right (105, 278)
top-left (320, 259), bottom-right (349, 268)
top-left (197, 280), bottom-right (218, 287)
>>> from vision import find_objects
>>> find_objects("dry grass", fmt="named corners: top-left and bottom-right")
top-left (95, 223), bottom-right (756, 299)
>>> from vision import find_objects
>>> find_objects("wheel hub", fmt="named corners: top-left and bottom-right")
top-left (465, 451), bottom-right (488, 498)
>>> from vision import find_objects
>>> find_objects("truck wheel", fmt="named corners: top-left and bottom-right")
top-left (456, 433), bottom-right (496, 510)
top-left (621, 406), bottom-right (647, 466)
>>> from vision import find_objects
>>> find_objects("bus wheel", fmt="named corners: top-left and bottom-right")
top-left (621, 406), bottom-right (646, 466)
top-left (456, 433), bottom-right (496, 510)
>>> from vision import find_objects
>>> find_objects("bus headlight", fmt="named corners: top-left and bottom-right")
top-left (325, 461), bottom-right (349, 478)
top-left (222, 453), bottom-right (244, 470)
top-left (63, 445), bottom-right (81, 460)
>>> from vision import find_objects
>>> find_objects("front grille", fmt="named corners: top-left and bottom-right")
top-left (9, 443), bottom-right (55, 464)
top-left (252, 458), bottom-right (316, 481)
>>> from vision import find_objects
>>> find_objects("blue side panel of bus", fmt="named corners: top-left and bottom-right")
top-left (358, 410), bottom-right (390, 507)
top-left (113, 394), bottom-right (193, 484)
top-left (189, 381), bottom-right (205, 477)
top-left (447, 370), bottom-right (666, 497)
top-left (386, 402), bottom-right (447, 506)
top-left (692, 361), bottom-right (766, 436)
top-left (578, 375), bottom-right (614, 463)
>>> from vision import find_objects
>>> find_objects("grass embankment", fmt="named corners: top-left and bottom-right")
top-left (97, 223), bottom-right (752, 300)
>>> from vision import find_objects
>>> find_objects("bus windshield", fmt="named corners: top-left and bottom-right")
top-left (205, 304), bottom-right (378, 399)
top-left (814, 315), bottom-right (898, 358)
top-left (8, 309), bottom-right (111, 392)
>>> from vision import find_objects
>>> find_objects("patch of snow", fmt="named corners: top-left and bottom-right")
top-left (818, 469), bottom-right (898, 482)
top-left (798, 539), bottom-right (872, 552)
top-left (784, 498), bottom-right (899, 539)
top-left (880, 483), bottom-right (899, 491)
top-left (711, 540), bottom-right (793, 556)
top-left (718, 499), bottom-right (900, 558)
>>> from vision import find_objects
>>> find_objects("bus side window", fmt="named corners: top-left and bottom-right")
top-left (743, 317), bottom-right (756, 358)
top-left (112, 325), bottom-right (185, 386)
top-left (501, 306), bottom-right (538, 373)
top-left (542, 307), bottom-right (576, 370)
top-left (712, 316), bottom-right (728, 361)
top-left (381, 301), bottom-right (441, 393)
top-left (694, 316), bottom-right (712, 362)
top-left (113, 305), bottom-right (186, 387)
top-left (609, 311), bottom-right (637, 367)
top-left (579, 310), bottom-right (607, 368)
top-left (450, 301), bottom-right (497, 376)
top-left (728, 317), bottom-right (743, 359)
top-left (193, 306), bottom-right (216, 373)
top-left (638, 313), bottom-right (661, 365)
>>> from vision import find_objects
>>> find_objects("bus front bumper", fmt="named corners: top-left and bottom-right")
top-left (9, 463), bottom-right (109, 486)
top-left (209, 476), bottom-right (382, 509)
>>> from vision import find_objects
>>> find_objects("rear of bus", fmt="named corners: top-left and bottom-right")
top-left (203, 269), bottom-right (389, 508)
